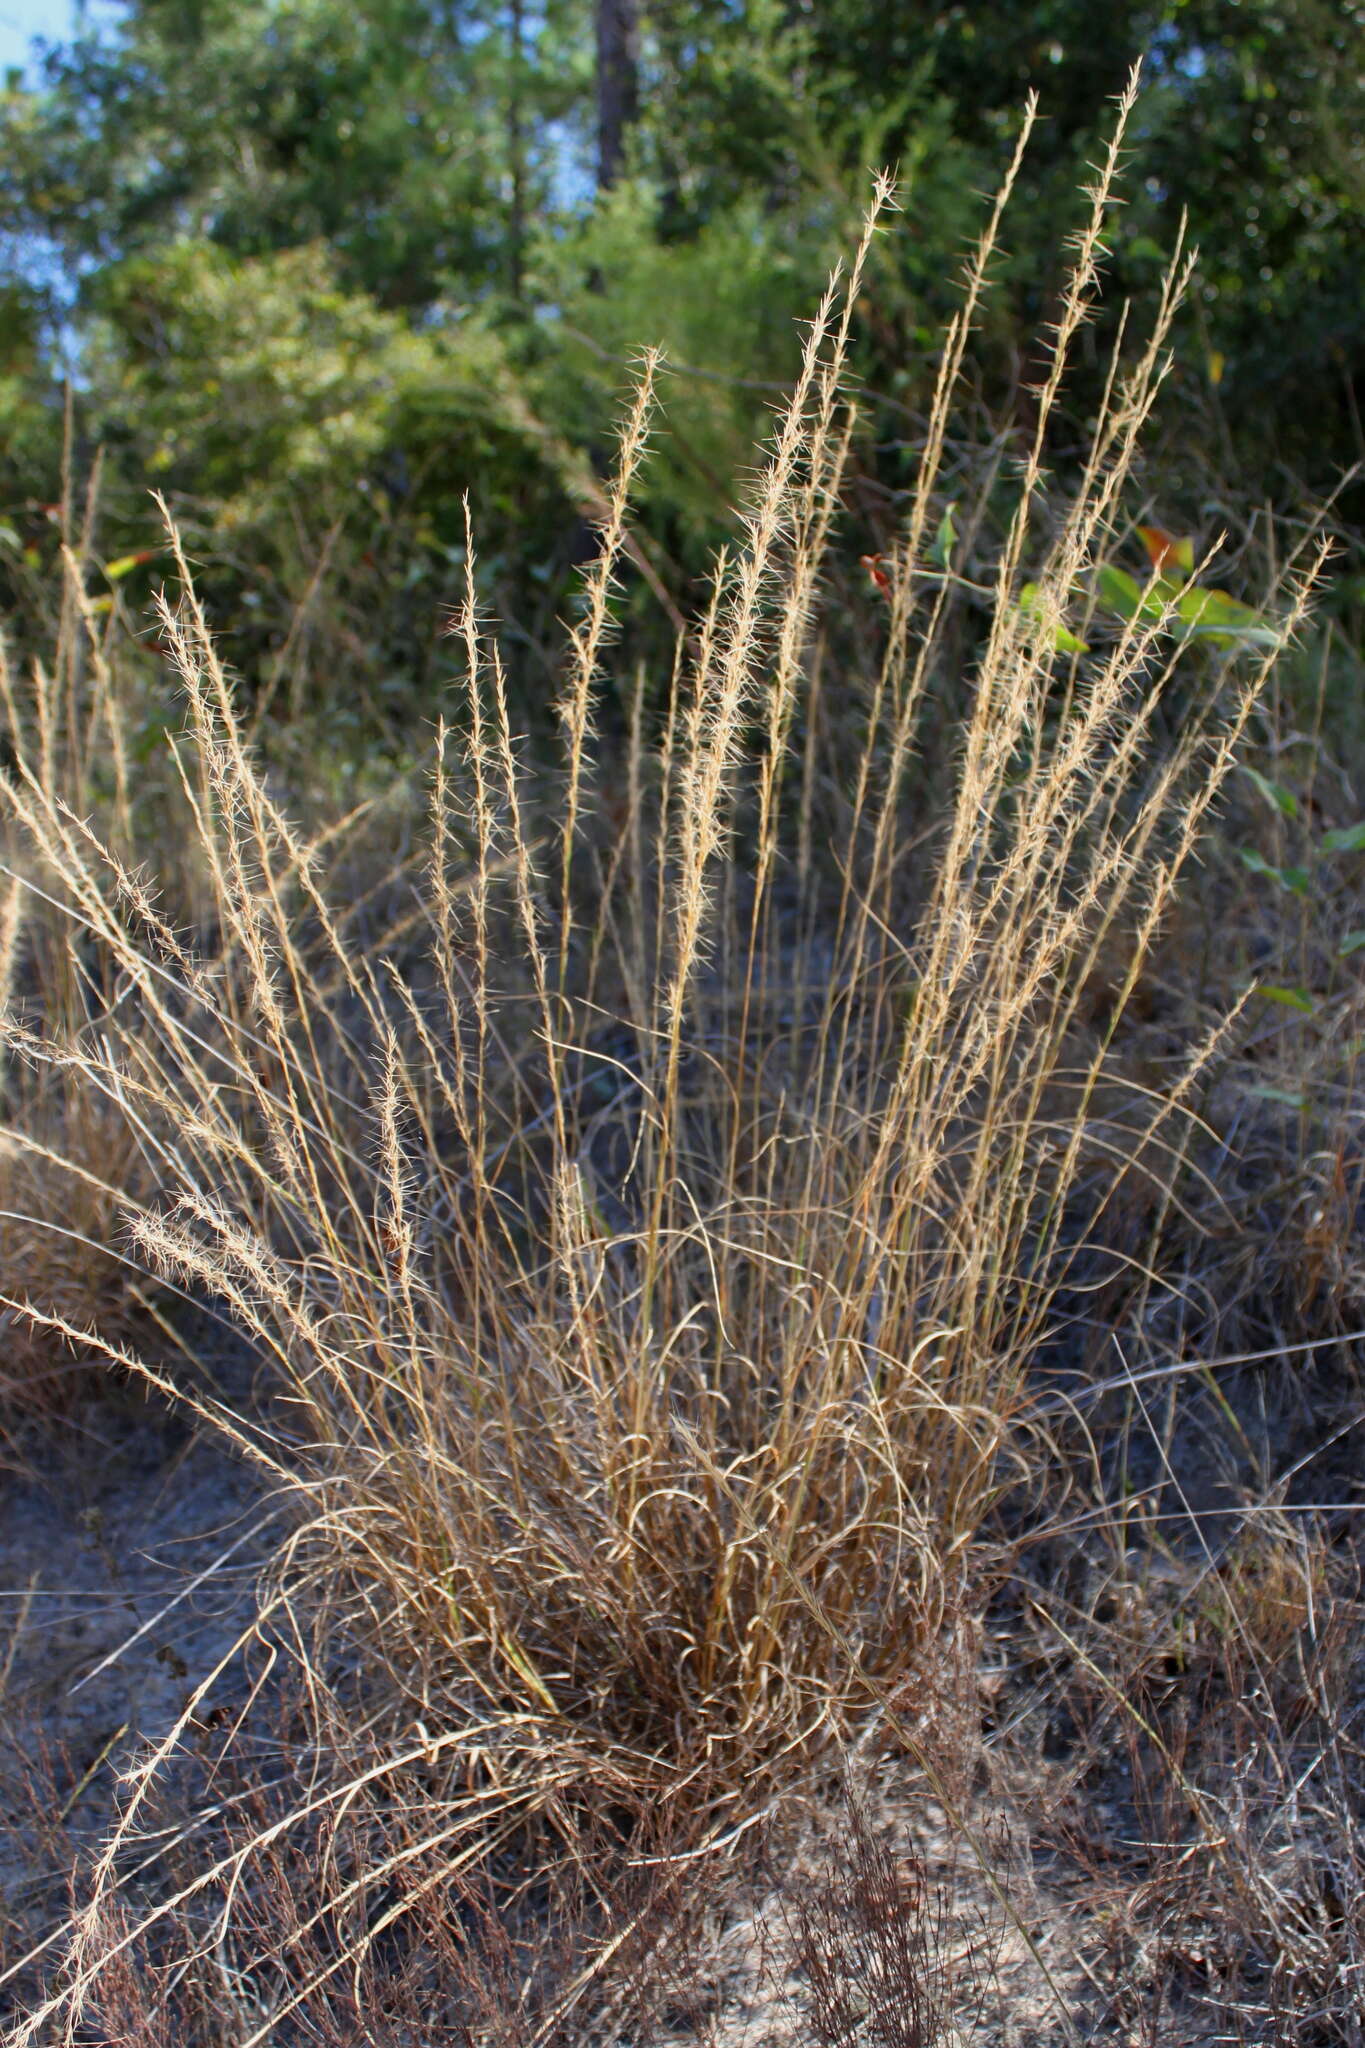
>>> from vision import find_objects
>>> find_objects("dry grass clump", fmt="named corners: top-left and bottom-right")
top-left (780, 1802), bottom-right (961, 2048)
top-left (0, 538), bottom-right (171, 1430)
top-left (1120, 721), bottom-right (1365, 1369)
top-left (1010, 1386), bottom-right (1364, 2043)
top-left (0, 1099), bottom-right (145, 1423)
top-left (0, 532), bottom-right (432, 1436)
top-left (40, 1758), bottom-right (717, 2048)
top-left (0, 82), bottom-right (1333, 2044)
top-left (24, 1758), bottom-right (987, 2048)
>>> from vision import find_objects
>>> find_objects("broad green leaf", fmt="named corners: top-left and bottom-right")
top-left (1241, 764), bottom-right (1298, 819)
top-left (1175, 585), bottom-right (1280, 649)
top-left (1239, 847), bottom-right (1310, 895)
top-left (1097, 562), bottom-right (1143, 619)
top-left (1256, 984), bottom-right (1315, 1013)
top-left (1019, 582), bottom-right (1089, 654)
top-left (1177, 587), bottom-right (1260, 627)
top-left (931, 502), bottom-right (958, 573)
top-left (1321, 821), bottom-right (1365, 856)
top-left (1339, 930), bottom-right (1365, 957)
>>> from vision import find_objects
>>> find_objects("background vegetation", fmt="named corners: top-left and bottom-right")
top-left (1, 1), bottom-right (1362, 747)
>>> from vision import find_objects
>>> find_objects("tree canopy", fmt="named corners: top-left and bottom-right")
top-left (0, 0), bottom-right (1360, 733)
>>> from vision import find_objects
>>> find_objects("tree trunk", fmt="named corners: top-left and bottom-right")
top-left (507, 0), bottom-right (526, 301)
top-left (595, 0), bottom-right (639, 191)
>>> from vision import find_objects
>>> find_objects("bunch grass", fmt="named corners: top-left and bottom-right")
top-left (0, 80), bottom-right (1331, 2042)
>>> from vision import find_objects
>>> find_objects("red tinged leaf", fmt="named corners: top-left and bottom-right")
top-left (1137, 525), bottom-right (1195, 576)
top-left (860, 552), bottom-right (891, 598)
top-left (103, 548), bottom-right (159, 582)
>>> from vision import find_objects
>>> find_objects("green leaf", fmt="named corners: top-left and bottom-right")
top-left (1250, 1085), bottom-right (1309, 1108)
top-left (931, 502), bottom-right (958, 573)
top-left (1259, 985), bottom-right (1316, 1014)
top-left (1338, 930), bottom-right (1365, 957)
top-left (1097, 562), bottom-right (1144, 619)
top-left (495, 1629), bottom-right (559, 1713)
top-left (1174, 585), bottom-right (1280, 649)
top-left (1238, 847), bottom-right (1310, 895)
top-left (1019, 582), bottom-right (1089, 654)
top-left (1321, 821), bottom-right (1365, 856)
top-left (1256, 984), bottom-right (1315, 1013)
top-left (1241, 764), bottom-right (1298, 819)
top-left (103, 548), bottom-right (158, 582)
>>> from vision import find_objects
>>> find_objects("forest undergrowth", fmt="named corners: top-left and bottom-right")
top-left (1, 84), bottom-right (1362, 2046)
